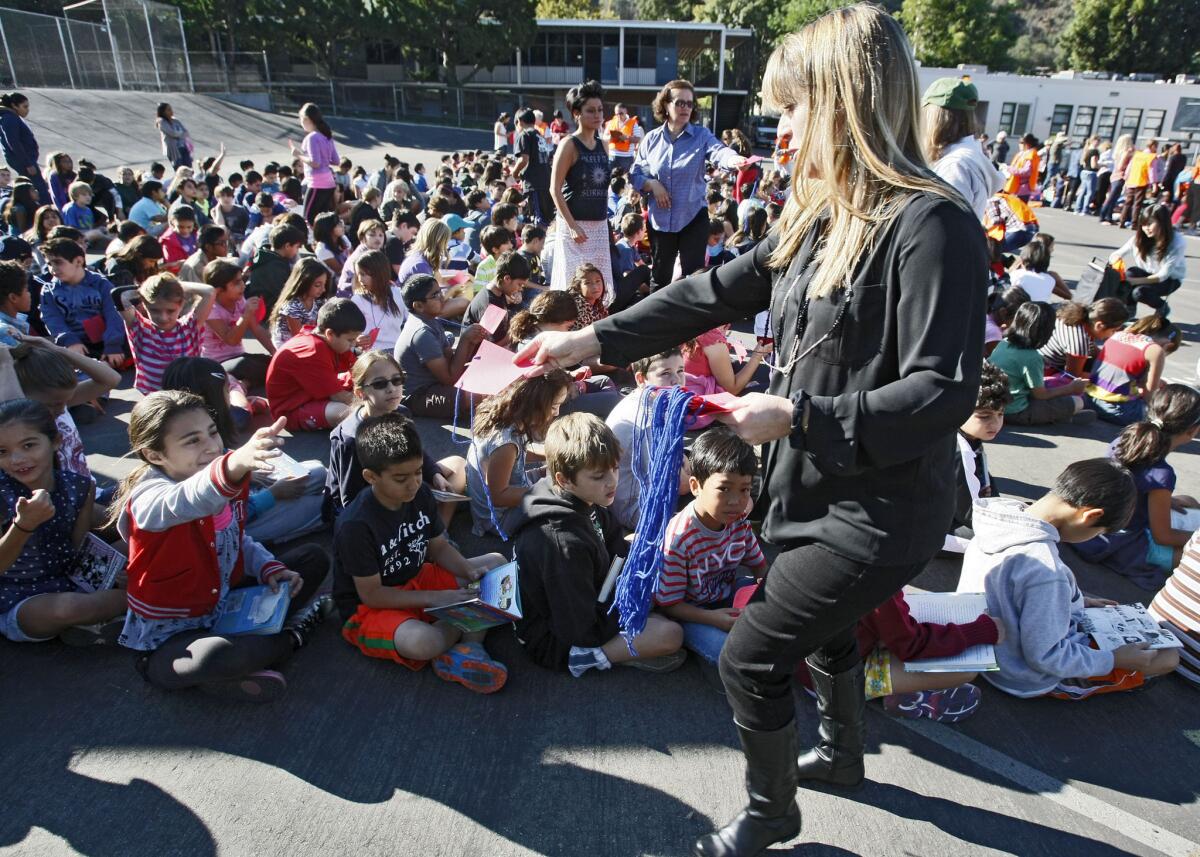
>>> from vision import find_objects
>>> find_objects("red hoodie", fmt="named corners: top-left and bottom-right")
top-left (265, 329), bottom-right (354, 418)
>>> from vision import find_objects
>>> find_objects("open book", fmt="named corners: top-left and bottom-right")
top-left (70, 533), bottom-right (126, 593)
top-left (425, 561), bottom-right (522, 633)
top-left (212, 584), bottom-right (291, 636)
top-left (902, 592), bottom-right (998, 673)
top-left (1078, 602), bottom-right (1183, 651)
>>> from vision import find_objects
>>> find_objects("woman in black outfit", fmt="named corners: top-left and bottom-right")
top-left (516, 8), bottom-right (987, 856)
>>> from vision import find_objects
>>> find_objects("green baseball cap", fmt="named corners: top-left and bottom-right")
top-left (922, 77), bottom-right (979, 111)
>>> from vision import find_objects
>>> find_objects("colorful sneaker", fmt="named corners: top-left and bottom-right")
top-left (883, 683), bottom-right (981, 723)
top-left (59, 617), bottom-right (124, 647)
top-left (199, 670), bottom-right (288, 703)
top-left (432, 643), bottom-right (508, 694)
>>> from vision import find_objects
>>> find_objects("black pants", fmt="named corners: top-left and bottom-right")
top-left (648, 207), bottom-right (709, 291)
top-left (402, 384), bottom-right (481, 421)
top-left (719, 543), bottom-right (925, 731)
top-left (527, 184), bottom-right (553, 228)
top-left (303, 187), bottom-right (336, 223)
top-left (143, 544), bottom-right (330, 691)
top-left (221, 353), bottom-right (271, 391)
top-left (1127, 267), bottom-right (1182, 311)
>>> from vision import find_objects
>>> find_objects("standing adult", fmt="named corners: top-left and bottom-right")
top-left (920, 77), bottom-right (1001, 218)
top-left (1002, 133), bottom-right (1040, 202)
top-left (513, 108), bottom-right (553, 228)
top-left (1098, 134), bottom-right (1135, 224)
top-left (1074, 136), bottom-right (1100, 215)
top-left (492, 113), bottom-right (511, 156)
top-left (548, 81), bottom-right (613, 303)
top-left (0, 93), bottom-right (49, 206)
top-left (991, 130), bottom-right (1009, 167)
top-left (289, 102), bottom-right (339, 223)
top-left (631, 79), bottom-right (745, 291)
top-left (155, 102), bottom-right (193, 170)
top-left (605, 103), bottom-right (638, 172)
top-left (1163, 143), bottom-right (1187, 202)
top-left (517, 7), bottom-right (986, 855)
top-left (1118, 139), bottom-right (1158, 230)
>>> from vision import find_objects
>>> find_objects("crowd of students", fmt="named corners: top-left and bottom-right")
top-left (0, 74), bottom-right (1195, 725)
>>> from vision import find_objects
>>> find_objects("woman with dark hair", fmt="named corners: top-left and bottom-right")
top-left (920, 78), bottom-right (1001, 217)
top-left (2, 179), bottom-right (39, 236)
top-left (493, 112), bottom-right (511, 155)
top-left (1002, 133), bottom-right (1040, 202)
top-left (155, 103), bottom-right (192, 170)
top-left (0, 93), bottom-right (50, 206)
top-left (289, 103), bottom-right (340, 223)
top-left (518, 8), bottom-right (987, 853)
top-left (1109, 203), bottom-right (1188, 317)
top-left (548, 81), bottom-right (614, 302)
top-left (630, 78), bottom-right (745, 290)
top-left (44, 152), bottom-right (74, 212)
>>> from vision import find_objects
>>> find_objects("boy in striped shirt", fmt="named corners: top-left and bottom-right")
top-left (117, 273), bottom-right (215, 395)
top-left (655, 427), bottom-right (766, 667)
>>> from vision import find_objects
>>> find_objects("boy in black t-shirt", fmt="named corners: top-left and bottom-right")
top-left (334, 413), bottom-right (510, 693)
top-left (462, 251), bottom-right (528, 346)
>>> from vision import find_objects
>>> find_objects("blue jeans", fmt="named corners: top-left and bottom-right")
top-left (1087, 395), bottom-right (1146, 426)
top-left (679, 577), bottom-right (758, 666)
top-left (1075, 170), bottom-right (1098, 213)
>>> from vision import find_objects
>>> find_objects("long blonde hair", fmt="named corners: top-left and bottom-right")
top-left (763, 5), bottom-right (957, 298)
top-left (1113, 134), bottom-right (1134, 169)
top-left (410, 219), bottom-right (450, 272)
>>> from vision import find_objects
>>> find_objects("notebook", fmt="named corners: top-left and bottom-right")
top-left (902, 592), bottom-right (998, 673)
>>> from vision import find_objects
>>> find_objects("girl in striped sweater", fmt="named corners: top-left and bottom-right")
top-left (116, 273), bottom-right (215, 395)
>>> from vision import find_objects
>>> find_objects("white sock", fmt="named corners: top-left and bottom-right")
top-left (568, 646), bottom-right (611, 677)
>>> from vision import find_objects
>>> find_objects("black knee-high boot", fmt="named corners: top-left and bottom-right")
top-left (795, 659), bottom-right (866, 788)
top-left (692, 721), bottom-right (802, 857)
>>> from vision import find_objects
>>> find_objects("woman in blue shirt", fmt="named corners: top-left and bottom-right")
top-left (630, 79), bottom-right (746, 290)
top-left (0, 93), bottom-right (50, 207)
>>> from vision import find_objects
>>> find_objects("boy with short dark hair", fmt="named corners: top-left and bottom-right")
top-left (462, 250), bottom-right (528, 345)
top-left (0, 259), bottom-right (31, 345)
top-left (490, 202), bottom-right (520, 244)
top-left (39, 236), bottom-right (126, 365)
top-left (333, 412), bottom-right (509, 693)
top-left (385, 210), bottom-right (420, 275)
top-left (518, 224), bottom-right (546, 286)
top-left (237, 169), bottom-right (263, 207)
top-left (261, 163), bottom-right (281, 196)
top-left (247, 223), bottom-right (304, 313)
top-left (655, 427), bottom-right (767, 666)
top-left (613, 212), bottom-right (652, 308)
top-left (958, 458), bottom-right (1180, 699)
top-left (266, 297), bottom-right (363, 431)
top-left (213, 185), bottom-right (249, 246)
top-left (950, 360), bottom-right (1011, 542)
top-left (474, 225), bottom-right (513, 293)
top-left (511, 412), bottom-right (686, 677)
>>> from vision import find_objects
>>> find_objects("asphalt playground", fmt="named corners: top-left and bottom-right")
top-left (0, 93), bottom-right (1198, 857)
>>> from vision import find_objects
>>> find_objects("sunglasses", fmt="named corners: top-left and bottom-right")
top-left (361, 374), bottom-right (405, 391)
top-left (673, 100), bottom-right (695, 109)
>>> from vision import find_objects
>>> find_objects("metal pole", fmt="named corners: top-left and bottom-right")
top-left (392, 85), bottom-right (399, 122)
top-left (717, 28), bottom-right (725, 93)
top-left (456, 86), bottom-right (463, 127)
top-left (515, 48), bottom-right (521, 87)
top-left (101, 0), bottom-right (124, 91)
top-left (142, 3), bottom-right (162, 90)
top-left (56, 19), bottom-right (76, 88)
top-left (618, 25), bottom-right (624, 88)
top-left (329, 78), bottom-right (336, 114)
top-left (177, 7), bottom-right (194, 92)
top-left (0, 18), bottom-right (18, 88)
top-left (63, 17), bottom-right (82, 87)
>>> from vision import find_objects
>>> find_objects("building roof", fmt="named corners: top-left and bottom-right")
top-left (535, 18), bottom-right (753, 37)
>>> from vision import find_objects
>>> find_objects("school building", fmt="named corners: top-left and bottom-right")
top-left (919, 66), bottom-right (1200, 151)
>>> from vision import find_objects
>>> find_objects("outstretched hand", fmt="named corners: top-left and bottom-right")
top-left (228, 417), bottom-right (285, 481)
top-left (512, 328), bottom-right (602, 375)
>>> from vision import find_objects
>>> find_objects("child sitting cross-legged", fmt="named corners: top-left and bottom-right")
top-left (462, 250), bottom-right (527, 346)
top-left (333, 412), bottom-right (510, 693)
top-left (40, 236), bottom-right (126, 367)
top-left (510, 412), bottom-right (686, 676)
top-left (654, 427), bottom-right (766, 669)
top-left (988, 301), bottom-right (1093, 427)
top-left (115, 392), bottom-right (334, 702)
top-left (265, 298), bottom-right (364, 432)
top-left (958, 458), bottom-right (1179, 700)
top-left (116, 272), bottom-right (215, 396)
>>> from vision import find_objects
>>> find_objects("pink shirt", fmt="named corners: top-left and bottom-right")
top-left (304, 132), bottom-right (338, 190)
top-left (201, 298), bottom-right (247, 363)
top-left (684, 328), bottom-right (728, 378)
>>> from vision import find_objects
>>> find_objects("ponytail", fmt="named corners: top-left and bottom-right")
top-left (1113, 383), bottom-right (1200, 470)
top-left (0, 92), bottom-right (27, 110)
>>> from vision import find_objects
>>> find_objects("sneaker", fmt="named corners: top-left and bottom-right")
top-left (199, 670), bottom-right (288, 703)
top-left (883, 683), bottom-right (981, 723)
top-left (59, 617), bottom-right (124, 647)
top-left (1070, 408), bottom-right (1097, 426)
top-left (432, 643), bottom-right (508, 694)
top-left (284, 595), bottom-right (335, 648)
top-left (618, 649), bottom-right (688, 673)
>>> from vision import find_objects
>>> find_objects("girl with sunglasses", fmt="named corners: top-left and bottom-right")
top-left (324, 350), bottom-right (466, 527)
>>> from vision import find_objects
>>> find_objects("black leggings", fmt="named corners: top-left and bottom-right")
top-left (719, 543), bottom-right (925, 731)
top-left (143, 544), bottom-right (330, 691)
top-left (303, 187), bottom-right (336, 223)
top-left (648, 207), bottom-right (709, 290)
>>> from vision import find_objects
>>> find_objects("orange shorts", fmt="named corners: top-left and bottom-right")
top-left (340, 563), bottom-right (460, 670)
top-left (1046, 666), bottom-right (1145, 700)
top-left (283, 399), bottom-right (334, 432)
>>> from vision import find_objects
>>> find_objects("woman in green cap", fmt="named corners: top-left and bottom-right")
top-left (921, 77), bottom-right (1001, 218)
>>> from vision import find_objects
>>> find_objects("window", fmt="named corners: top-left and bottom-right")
top-left (998, 102), bottom-right (1031, 135)
top-left (1118, 108), bottom-right (1142, 139)
top-left (1096, 106), bottom-right (1119, 140)
top-left (624, 33), bottom-right (656, 68)
top-left (1144, 108), bottom-right (1166, 139)
top-left (1072, 105), bottom-right (1095, 139)
top-left (1050, 104), bottom-right (1073, 135)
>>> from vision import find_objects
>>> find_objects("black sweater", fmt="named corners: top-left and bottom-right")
top-left (510, 479), bottom-right (624, 669)
top-left (593, 192), bottom-right (987, 565)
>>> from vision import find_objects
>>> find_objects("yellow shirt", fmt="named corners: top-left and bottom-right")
top-left (1126, 150), bottom-right (1153, 188)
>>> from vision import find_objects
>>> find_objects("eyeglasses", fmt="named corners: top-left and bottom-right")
top-left (361, 374), bottom-right (405, 391)
top-left (673, 100), bottom-right (695, 109)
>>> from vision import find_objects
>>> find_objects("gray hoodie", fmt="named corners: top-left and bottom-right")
top-left (958, 498), bottom-right (1114, 697)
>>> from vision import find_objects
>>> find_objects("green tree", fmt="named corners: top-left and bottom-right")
top-left (536, 0), bottom-right (609, 18)
top-left (1059, 0), bottom-right (1200, 77)
top-left (899, 0), bottom-right (1019, 69)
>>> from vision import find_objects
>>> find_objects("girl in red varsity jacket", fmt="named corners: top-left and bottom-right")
top-left (112, 390), bottom-right (333, 702)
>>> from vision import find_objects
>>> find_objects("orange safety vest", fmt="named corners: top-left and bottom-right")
top-left (985, 192), bottom-right (1037, 241)
top-left (1126, 150), bottom-right (1153, 188)
top-left (606, 116), bottom-right (637, 153)
top-left (1003, 149), bottom-right (1040, 195)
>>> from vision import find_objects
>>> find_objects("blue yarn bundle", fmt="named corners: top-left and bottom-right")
top-left (612, 386), bottom-right (696, 652)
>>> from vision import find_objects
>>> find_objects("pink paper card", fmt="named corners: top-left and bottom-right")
top-left (440, 270), bottom-right (470, 287)
top-left (455, 340), bottom-right (536, 396)
top-left (742, 155), bottom-right (764, 167)
top-left (480, 303), bottom-right (507, 335)
top-left (692, 392), bottom-right (739, 415)
top-left (727, 336), bottom-right (749, 361)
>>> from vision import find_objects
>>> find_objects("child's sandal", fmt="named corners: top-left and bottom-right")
top-left (198, 670), bottom-right (287, 703)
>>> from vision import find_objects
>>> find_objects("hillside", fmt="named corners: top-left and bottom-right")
top-left (1008, 0), bottom-right (1075, 71)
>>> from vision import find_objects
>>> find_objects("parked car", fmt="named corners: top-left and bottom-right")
top-left (746, 114), bottom-right (779, 148)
